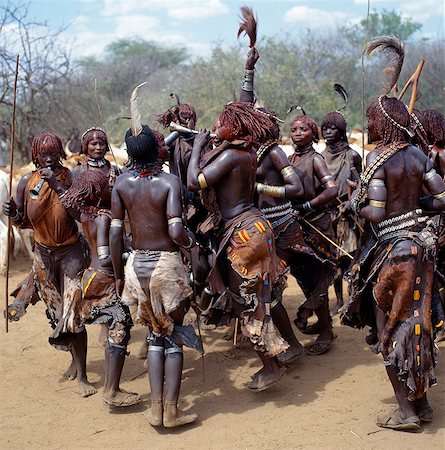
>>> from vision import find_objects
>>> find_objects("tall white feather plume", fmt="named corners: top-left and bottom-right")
top-left (130, 81), bottom-right (147, 136)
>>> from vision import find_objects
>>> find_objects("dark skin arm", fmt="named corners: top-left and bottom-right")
top-left (359, 152), bottom-right (387, 223)
top-left (239, 47), bottom-right (259, 103)
top-left (166, 175), bottom-right (195, 249)
top-left (96, 215), bottom-right (112, 270)
top-left (2, 172), bottom-right (31, 221)
top-left (420, 159), bottom-right (445, 211)
top-left (351, 151), bottom-right (363, 180)
top-left (269, 146), bottom-right (304, 200)
top-left (309, 154), bottom-right (338, 209)
top-left (110, 177), bottom-right (126, 295)
top-left (187, 130), bottom-right (238, 192)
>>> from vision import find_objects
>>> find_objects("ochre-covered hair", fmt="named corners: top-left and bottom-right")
top-left (61, 169), bottom-right (110, 209)
top-left (31, 131), bottom-right (65, 166)
top-left (256, 107), bottom-right (280, 140)
top-left (217, 101), bottom-right (276, 148)
top-left (422, 109), bottom-right (445, 148)
top-left (291, 115), bottom-right (320, 143)
top-left (80, 128), bottom-right (108, 155)
top-left (320, 112), bottom-right (348, 143)
top-left (157, 104), bottom-right (197, 128)
top-left (366, 96), bottom-right (410, 145)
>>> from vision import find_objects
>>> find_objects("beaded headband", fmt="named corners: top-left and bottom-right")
top-left (81, 127), bottom-right (106, 143)
top-left (377, 96), bottom-right (415, 138)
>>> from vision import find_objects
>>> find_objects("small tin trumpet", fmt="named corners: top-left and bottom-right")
top-left (29, 179), bottom-right (45, 200)
top-left (169, 122), bottom-right (216, 138)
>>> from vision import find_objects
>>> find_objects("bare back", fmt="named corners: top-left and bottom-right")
top-left (209, 149), bottom-right (257, 219)
top-left (113, 172), bottom-right (180, 251)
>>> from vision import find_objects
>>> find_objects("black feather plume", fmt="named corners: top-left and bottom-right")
top-left (287, 105), bottom-right (306, 116)
top-left (333, 83), bottom-right (348, 110)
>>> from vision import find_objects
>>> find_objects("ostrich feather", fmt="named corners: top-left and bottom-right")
top-left (170, 92), bottom-right (181, 105)
top-left (130, 81), bottom-right (147, 136)
top-left (364, 35), bottom-right (404, 95)
top-left (237, 6), bottom-right (257, 48)
top-left (287, 105), bottom-right (306, 116)
top-left (333, 83), bottom-right (348, 110)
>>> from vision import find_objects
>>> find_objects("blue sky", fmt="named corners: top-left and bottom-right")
top-left (25, 0), bottom-right (444, 59)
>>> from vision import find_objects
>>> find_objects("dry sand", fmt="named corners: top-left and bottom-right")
top-left (0, 255), bottom-right (444, 449)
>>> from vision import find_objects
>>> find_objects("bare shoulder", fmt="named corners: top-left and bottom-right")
top-left (113, 172), bottom-right (133, 190)
top-left (159, 172), bottom-right (181, 190)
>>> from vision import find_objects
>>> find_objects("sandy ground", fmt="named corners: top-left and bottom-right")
top-left (0, 255), bottom-right (444, 450)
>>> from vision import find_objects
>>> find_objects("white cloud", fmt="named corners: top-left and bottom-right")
top-left (284, 6), bottom-right (349, 28)
top-left (401, 0), bottom-right (444, 21)
top-left (102, 0), bottom-right (229, 20)
top-left (114, 15), bottom-right (160, 37)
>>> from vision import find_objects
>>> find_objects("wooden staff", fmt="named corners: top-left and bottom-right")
top-left (397, 59), bottom-right (425, 114)
top-left (94, 79), bottom-right (120, 172)
top-left (5, 55), bottom-right (20, 333)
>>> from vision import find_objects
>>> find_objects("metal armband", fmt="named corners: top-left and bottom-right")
top-left (280, 166), bottom-right (294, 178)
top-left (12, 210), bottom-right (22, 222)
top-left (424, 168), bottom-right (437, 182)
top-left (434, 191), bottom-right (445, 200)
top-left (369, 200), bottom-right (386, 208)
top-left (256, 183), bottom-right (286, 198)
top-left (182, 235), bottom-right (194, 250)
top-left (369, 179), bottom-right (385, 188)
top-left (168, 217), bottom-right (182, 226)
top-left (97, 245), bottom-right (110, 260)
top-left (320, 174), bottom-right (333, 185)
top-left (241, 69), bottom-right (254, 92)
top-left (110, 218), bottom-right (124, 228)
top-left (198, 173), bottom-right (208, 189)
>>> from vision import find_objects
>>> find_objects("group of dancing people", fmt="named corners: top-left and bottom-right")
top-left (3, 41), bottom-right (445, 432)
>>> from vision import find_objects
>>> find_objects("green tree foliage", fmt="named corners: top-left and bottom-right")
top-left (0, 6), bottom-right (443, 160)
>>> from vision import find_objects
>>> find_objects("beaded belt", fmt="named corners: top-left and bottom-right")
top-left (377, 209), bottom-right (428, 239)
top-left (262, 201), bottom-right (293, 220)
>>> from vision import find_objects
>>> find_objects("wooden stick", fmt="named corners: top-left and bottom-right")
top-left (233, 317), bottom-right (239, 345)
top-left (301, 217), bottom-right (354, 260)
top-left (5, 55), bottom-right (20, 333)
top-left (94, 79), bottom-right (120, 172)
top-left (397, 59), bottom-right (425, 113)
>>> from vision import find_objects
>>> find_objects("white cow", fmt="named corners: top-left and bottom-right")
top-left (0, 169), bottom-right (34, 274)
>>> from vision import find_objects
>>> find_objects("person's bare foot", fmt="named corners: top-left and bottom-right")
top-left (163, 402), bottom-right (197, 428)
top-left (330, 302), bottom-right (343, 316)
top-left (78, 380), bottom-right (97, 397)
top-left (143, 400), bottom-right (163, 426)
top-left (248, 366), bottom-right (285, 391)
top-left (103, 389), bottom-right (141, 407)
top-left (63, 360), bottom-right (77, 381)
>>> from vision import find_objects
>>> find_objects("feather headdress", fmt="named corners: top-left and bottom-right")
top-left (364, 36), bottom-right (404, 95)
top-left (130, 81), bottom-right (147, 136)
top-left (170, 92), bottom-right (180, 106)
top-left (237, 6), bottom-right (257, 48)
top-left (287, 105), bottom-right (306, 116)
top-left (333, 84), bottom-right (348, 111)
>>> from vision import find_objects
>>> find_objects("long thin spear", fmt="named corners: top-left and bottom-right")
top-left (301, 217), bottom-right (354, 260)
top-left (94, 79), bottom-right (120, 172)
top-left (5, 55), bottom-right (20, 333)
top-left (361, 0), bottom-right (371, 171)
